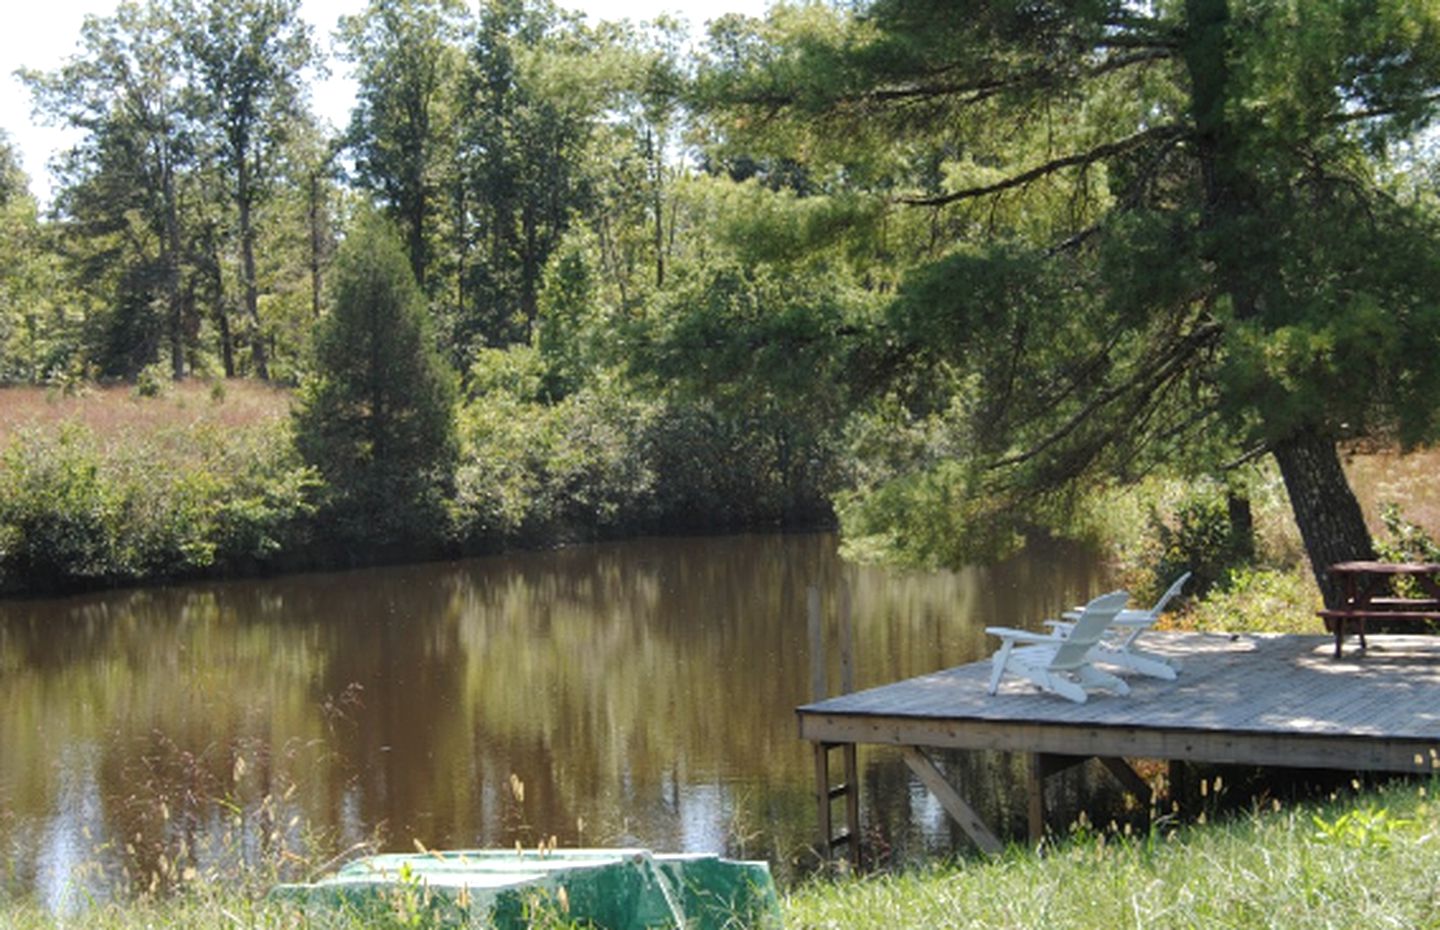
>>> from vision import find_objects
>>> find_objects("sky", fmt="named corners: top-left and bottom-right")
top-left (0, 0), bottom-right (771, 205)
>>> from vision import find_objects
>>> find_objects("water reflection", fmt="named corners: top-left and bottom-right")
top-left (0, 533), bottom-right (1111, 900)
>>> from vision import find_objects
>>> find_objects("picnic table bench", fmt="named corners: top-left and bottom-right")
top-left (1318, 561), bottom-right (1440, 657)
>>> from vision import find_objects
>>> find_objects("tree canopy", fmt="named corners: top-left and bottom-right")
top-left (695, 0), bottom-right (1440, 602)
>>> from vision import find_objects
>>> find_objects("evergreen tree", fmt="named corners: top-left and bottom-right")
top-left (293, 212), bottom-right (458, 549)
top-left (700, 0), bottom-right (1440, 603)
top-left (454, 0), bottom-right (599, 353)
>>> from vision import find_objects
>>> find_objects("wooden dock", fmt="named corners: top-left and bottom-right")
top-left (799, 632), bottom-right (1440, 859)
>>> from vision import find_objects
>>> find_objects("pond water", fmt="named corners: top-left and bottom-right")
top-left (0, 532), bottom-right (1115, 908)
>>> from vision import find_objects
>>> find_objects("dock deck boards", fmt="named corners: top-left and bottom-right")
top-left (799, 633), bottom-right (1440, 772)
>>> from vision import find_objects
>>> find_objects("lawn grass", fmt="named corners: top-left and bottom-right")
top-left (785, 779), bottom-right (1440, 930)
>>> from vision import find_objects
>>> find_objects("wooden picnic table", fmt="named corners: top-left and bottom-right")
top-left (1318, 561), bottom-right (1440, 657)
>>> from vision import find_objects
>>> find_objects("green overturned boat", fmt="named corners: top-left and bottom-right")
top-left (270, 848), bottom-right (781, 929)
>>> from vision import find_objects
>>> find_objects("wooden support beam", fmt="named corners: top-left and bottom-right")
top-left (838, 583), bottom-right (855, 696)
top-left (1027, 753), bottom-right (1046, 843)
top-left (1098, 756), bottom-right (1152, 806)
top-left (797, 712), bottom-right (1440, 774)
top-left (901, 747), bottom-right (1003, 855)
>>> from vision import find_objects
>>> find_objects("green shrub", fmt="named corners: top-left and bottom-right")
top-left (1183, 567), bottom-right (1318, 633)
top-left (0, 420), bottom-right (317, 593)
top-left (1376, 502), bottom-right (1440, 563)
top-left (452, 342), bottom-right (836, 548)
top-left (1150, 480), bottom-right (1255, 599)
top-left (0, 425), bottom-right (121, 588)
top-left (133, 362), bottom-right (171, 398)
top-left (452, 377), bottom-right (656, 545)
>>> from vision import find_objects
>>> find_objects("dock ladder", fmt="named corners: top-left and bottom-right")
top-left (808, 584), bottom-right (861, 868)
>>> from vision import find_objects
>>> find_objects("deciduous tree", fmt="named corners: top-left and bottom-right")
top-left (24, 0), bottom-right (199, 379)
top-left (185, 0), bottom-right (320, 380)
top-left (339, 0), bottom-right (466, 294)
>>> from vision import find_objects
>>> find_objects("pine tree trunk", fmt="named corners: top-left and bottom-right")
top-left (1271, 427), bottom-right (1375, 607)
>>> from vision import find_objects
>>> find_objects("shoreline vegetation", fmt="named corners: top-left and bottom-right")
top-left (2, 379), bottom-right (1437, 605)
top-left (0, 377), bottom-right (838, 598)
top-left (4, 0), bottom-right (1440, 924)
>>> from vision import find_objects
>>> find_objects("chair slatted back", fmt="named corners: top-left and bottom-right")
top-left (1049, 591), bottom-right (1129, 670)
top-left (1118, 572), bottom-right (1191, 649)
top-left (1151, 572), bottom-right (1192, 616)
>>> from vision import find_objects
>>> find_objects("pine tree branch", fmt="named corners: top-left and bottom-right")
top-left (898, 123), bottom-right (1188, 207)
top-left (727, 48), bottom-right (1173, 113)
top-left (1328, 92), bottom-right (1440, 125)
top-left (985, 318), bottom-right (1222, 472)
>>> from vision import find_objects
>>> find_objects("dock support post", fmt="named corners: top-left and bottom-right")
top-left (843, 742), bottom-right (860, 861)
top-left (813, 742), bottom-right (833, 857)
top-left (1027, 753), bottom-right (1046, 843)
top-left (1027, 753), bottom-right (1087, 842)
top-left (1168, 759), bottom-right (1190, 811)
top-left (1028, 754), bottom-right (1149, 842)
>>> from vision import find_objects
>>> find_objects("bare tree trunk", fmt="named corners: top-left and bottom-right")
top-left (1272, 427), bottom-right (1375, 607)
top-left (162, 161), bottom-right (185, 380)
top-left (217, 302), bottom-right (236, 378)
top-left (646, 126), bottom-right (665, 288)
top-left (309, 171), bottom-right (324, 318)
top-left (239, 159), bottom-right (269, 380)
top-left (1226, 490), bottom-right (1255, 562)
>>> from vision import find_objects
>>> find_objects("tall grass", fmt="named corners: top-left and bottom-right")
top-left (3, 780), bottom-right (1437, 928)
top-left (0, 381), bottom-right (291, 447)
top-left (786, 779), bottom-right (1440, 930)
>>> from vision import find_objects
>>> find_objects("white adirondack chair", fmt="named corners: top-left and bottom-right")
top-left (1048, 571), bottom-right (1191, 680)
top-left (985, 591), bottom-right (1131, 704)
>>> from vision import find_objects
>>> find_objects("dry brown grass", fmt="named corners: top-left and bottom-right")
top-left (1346, 446), bottom-right (1440, 537)
top-left (0, 380), bottom-right (293, 448)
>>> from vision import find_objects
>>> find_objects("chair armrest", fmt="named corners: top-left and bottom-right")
top-left (984, 626), bottom-right (1064, 645)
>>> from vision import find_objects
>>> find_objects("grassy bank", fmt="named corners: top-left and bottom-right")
top-left (787, 779), bottom-right (1440, 929)
top-left (2, 780), bottom-right (1437, 928)
top-left (0, 375), bottom-right (838, 595)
